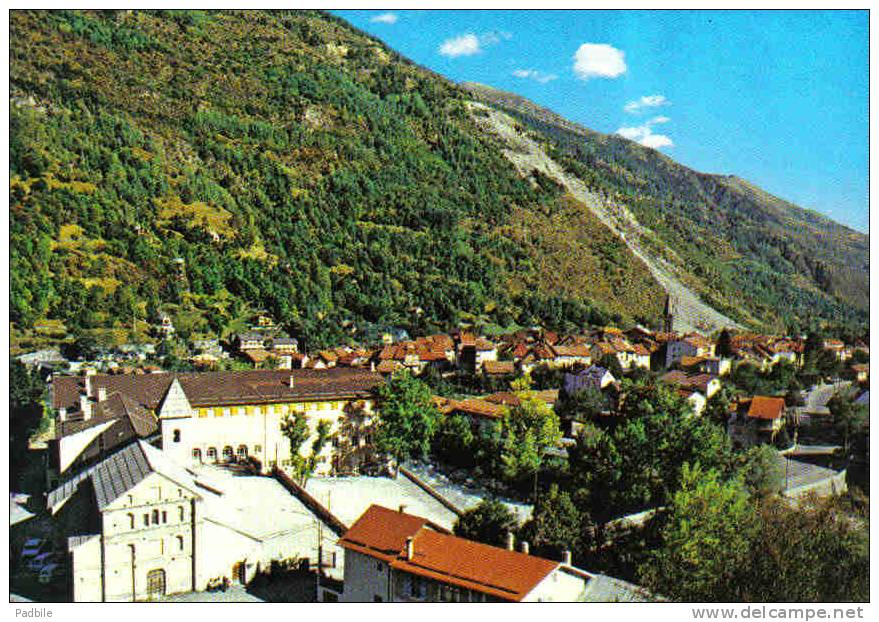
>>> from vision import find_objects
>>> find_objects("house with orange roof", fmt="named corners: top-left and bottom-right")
top-left (338, 504), bottom-right (649, 602)
top-left (665, 333), bottom-right (716, 368)
top-left (746, 396), bottom-right (786, 436)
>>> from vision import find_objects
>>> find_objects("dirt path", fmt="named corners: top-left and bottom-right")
top-left (468, 102), bottom-right (740, 334)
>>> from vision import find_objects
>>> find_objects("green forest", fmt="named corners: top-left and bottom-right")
top-left (10, 10), bottom-right (868, 351)
top-left (9, 9), bottom-right (650, 350)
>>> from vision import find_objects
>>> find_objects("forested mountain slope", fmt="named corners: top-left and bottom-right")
top-left (9, 10), bottom-right (866, 350)
top-left (10, 9), bottom-right (663, 349)
top-left (464, 83), bottom-right (869, 335)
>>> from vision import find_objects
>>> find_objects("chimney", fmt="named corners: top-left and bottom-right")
top-left (80, 394), bottom-right (92, 420)
top-left (506, 531), bottom-right (515, 551)
top-left (58, 407), bottom-right (67, 422)
top-left (84, 369), bottom-right (95, 396)
top-left (398, 504), bottom-right (407, 514)
top-left (563, 550), bottom-right (572, 566)
top-left (520, 541), bottom-right (529, 555)
top-left (97, 387), bottom-right (107, 402)
top-left (405, 537), bottom-right (414, 561)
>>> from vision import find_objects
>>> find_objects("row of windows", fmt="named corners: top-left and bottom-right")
top-left (127, 506), bottom-right (186, 529)
top-left (195, 401), bottom-right (347, 418)
top-left (192, 445), bottom-right (258, 462)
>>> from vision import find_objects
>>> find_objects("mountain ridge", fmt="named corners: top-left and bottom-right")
top-left (8, 10), bottom-right (867, 351)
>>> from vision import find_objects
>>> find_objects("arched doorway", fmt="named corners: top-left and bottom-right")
top-left (232, 561), bottom-right (247, 584)
top-left (147, 568), bottom-right (166, 599)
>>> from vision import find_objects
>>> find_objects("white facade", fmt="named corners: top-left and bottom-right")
top-left (157, 379), bottom-right (374, 475)
top-left (69, 471), bottom-right (198, 602)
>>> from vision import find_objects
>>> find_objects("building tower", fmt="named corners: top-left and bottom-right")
top-left (662, 295), bottom-right (675, 333)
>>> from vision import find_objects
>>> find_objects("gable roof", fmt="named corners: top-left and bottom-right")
top-left (339, 505), bottom-right (559, 602)
top-left (48, 440), bottom-right (202, 512)
top-left (53, 368), bottom-right (383, 413)
top-left (747, 396), bottom-right (786, 420)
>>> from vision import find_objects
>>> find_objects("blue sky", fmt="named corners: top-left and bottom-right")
top-left (334, 10), bottom-right (868, 232)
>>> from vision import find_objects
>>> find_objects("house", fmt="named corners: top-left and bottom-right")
top-left (676, 389), bottom-right (707, 417)
top-left (697, 356), bottom-right (732, 377)
top-left (51, 368), bottom-right (384, 476)
top-left (850, 363), bottom-right (869, 383)
top-left (823, 339), bottom-right (848, 361)
top-left (481, 360), bottom-right (516, 376)
top-left (270, 337), bottom-right (299, 354)
top-left (47, 376), bottom-right (160, 485)
top-left (665, 333), bottom-right (715, 368)
top-left (564, 365), bottom-right (615, 395)
top-left (746, 396), bottom-right (786, 436)
top-left (338, 505), bottom-right (649, 602)
top-left (49, 441), bottom-right (338, 602)
top-left (660, 370), bottom-right (721, 400)
top-left (551, 344), bottom-right (592, 368)
top-left (440, 398), bottom-right (507, 434)
top-left (234, 332), bottom-right (265, 352)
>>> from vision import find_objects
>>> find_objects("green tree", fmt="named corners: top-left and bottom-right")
top-left (598, 353), bottom-right (624, 379)
top-left (640, 463), bottom-right (758, 602)
top-left (519, 484), bottom-right (585, 559)
top-left (433, 414), bottom-right (475, 467)
top-left (374, 370), bottom-right (439, 464)
top-left (498, 391), bottom-right (562, 486)
top-left (280, 411), bottom-right (310, 483)
top-left (453, 499), bottom-right (518, 547)
top-left (828, 391), bottom-right (868, 452)
top-left (736, 444), bottom-right (784, 497)
top-left (715, 328), bottom-right (733, 358)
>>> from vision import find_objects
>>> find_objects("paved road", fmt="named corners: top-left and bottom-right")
top-left (160, 585), bottom-right (263, 602)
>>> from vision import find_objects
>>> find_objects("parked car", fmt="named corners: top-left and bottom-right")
top-left (38, 562), bottom-right (67, 584)
top-left (28, 552), bottom-right (62, 572)
top-left (20, 538), bottom-right (48, 562)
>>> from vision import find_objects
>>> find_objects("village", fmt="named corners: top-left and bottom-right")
top-left (10, 298), bottom-right (870, 604)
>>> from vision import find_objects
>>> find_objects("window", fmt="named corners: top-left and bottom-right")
top-left (223, 446), bottom-right (233, 460)
top-left (176, 535), bottom-right (184, 551)
top-left (178, 506), bottom-right (185, 521)
top-left (128, 513), bottom-right (135, 529)
top-left (172, 429), bottom-right (181, 443)
top-left (331, 552), bottom-right (337, 568)
top-left (143, 514), bottom-right (149, 527)
top-left (237, 445), bottom-right (248, 458)
top-left (152, 509), bottom-right (160, 524)
top-left (162, 511), bottom-right (167, 524)
top-left (128, 495), bottom-right (134, 506)
top-left (254, 445), bottom-right (262, 454)
top-left (375, 561), bottom-right (383, 572)
top-left (207, 447), bottom-right (217, 462)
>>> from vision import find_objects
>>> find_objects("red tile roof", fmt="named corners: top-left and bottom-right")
top-left (747, 396), bottom-right (785, 420)
top-left (482, 360), bottom-right (516, 375)
top-left (339, 505), bottom-right (559, 602)
top-left (52, 369), bottom-right (383, 412)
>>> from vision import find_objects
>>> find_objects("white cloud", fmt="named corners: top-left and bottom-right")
top-left (572, 43), bottom-right (627, 80)
top-left (438, 31), bottom-right (511, 58)
top-left (624, 94), bottom-right (670, 114)
top-left (370, 13), bottom-right (398, 25)
top-left (512, 68), bottom-right (558, 84)
top-left (440, 33), bottom-right (481, 57)
top-left (616, 116), bottom-right (674, 149)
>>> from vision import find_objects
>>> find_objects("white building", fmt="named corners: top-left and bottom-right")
top-left (49, 441), bottom-right (338, 602)
top-left (665, 334), bottom-right (715, 368)
top-left (52, 369), bottom-right (383, 477)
